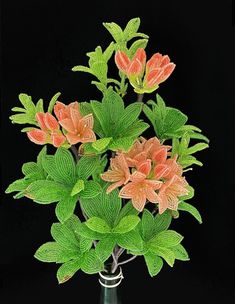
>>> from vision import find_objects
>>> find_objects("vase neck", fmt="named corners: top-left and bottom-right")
top-left (99, 267), bottom-right (123, 304)
top-left (99, 267), bottom-right (123, 288)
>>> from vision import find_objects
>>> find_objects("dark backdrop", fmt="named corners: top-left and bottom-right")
top-left (1, 1), bottom-right (233, 303)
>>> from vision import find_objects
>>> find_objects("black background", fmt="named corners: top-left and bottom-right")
top-left (1, 1), bottom-right (233, 303)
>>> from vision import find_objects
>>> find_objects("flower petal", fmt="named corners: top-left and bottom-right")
top-left (44, 113), bottom-right (59, 131)
top-left (134, 151), bottom-right (148, 165)
top-left (131, 191), bottom-right (147, 211)
top-left (145, 68), bottom-right (164, 87)
top-left (119, 181), bottom-right (147, 211)
top-left (154, 164), bottom-right (170, 179)
top-left (119, 182), bottom-right (137, 199)
top-left (144, 137), bottom-right (160, 155)
top-left (51, 132), bottom-right (66, 147)
top-left (145, 187), bottom-right (159, 203)
top-left (59, 118), bottom-right (76, 134)
top-left (54, 102), bottom-right (67, 120)
top-left (167, 197), bottom-right (179, 211)
top-left (112, 154), bottom-right (130, 184)
top-left (36, 112), bottom-right (47, 130)
top-left (137, 159), bottom-right (151, 176)
top-left (157, 194), bottom-right (168, 214)
top-left (101, 170), bottom-right (123, 182)
top-left (69, 106), bottom-right (82, 130)
top-left (65, 133), bottom-right (81, 145)
top-left (81, 114), bottom-right (94, 129)
top-left (115, 51), bottom-right (131, 73)
top-left (130, 171), bottom-right (146, 182)
top-left (133, 48), bottom-right (146, 67)
top-left (27, 129), bottom-right (48, 145)
top-left (68, 101), bottom-right (80, 111)
top-left (146, 53), bottom-right (163, 71)
top-left (106, 180), bottom-right (125, 194)
top-left (145, 179), bottom-right (162, 190)
top-left (127, 58), bottom-right (143, 76)
top-left (80, 128), bottom-right (96, 143)
top-left (152, 147), bottom-right (167, 163)
top-left (160, 55), bottom-right (170, 67)
top-left (158, 63), bottom-right (176, 84)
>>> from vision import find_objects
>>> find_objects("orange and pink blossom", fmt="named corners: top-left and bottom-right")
top-left (115, 48), bottom-right (175, 94)
top-left (101, 136), bottom-right (189, 214)
top-left (157, 175), bottom-right (189, 214)
top-left (27, 112), bottom-right (66, 147)
top-left (119, 171), bottom-right (162, 211)
top-left (124, 137), bottom-right (170, 168)
top-left (54, 101), bottom-right (96, 145)
top-left (114, 51), bottom-right (131, 74)
top-left (100, 154), bottom-right (130, 194)
top-left (144, 53), bottom-right (175, 89)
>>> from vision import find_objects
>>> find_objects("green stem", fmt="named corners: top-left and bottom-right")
top-left (119, 73), bottom-right (127, 96)
top-left (107, 78), bottom-right (121, 86)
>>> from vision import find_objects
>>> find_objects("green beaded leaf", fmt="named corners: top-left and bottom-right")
top-left (95, 236), bottom-right (116, 262)
top-left (113, 215), bottom-right (140, 234)
top-left (149, 246), bottom-right (175, 267)
top-left (85, 217), bottom-right (111, 234)
top-left (57, 258), bottom-right (82, 284)
top-left (81, 250), bottom-right (104, 274)
top-left (25, 180), bottom-right (70, 204)
top-left (178, 202), bottom-right (202, 224)
top-left (34, 242), bottom-right (78, 263)
top-left (144, 253), bottom-right (163, 277)
top-left (55, 148), bottom-right (76, 185)
top-left (150, 230), bottom-right (184, 248)
top-left (171, 244), bottom-right (190, 261)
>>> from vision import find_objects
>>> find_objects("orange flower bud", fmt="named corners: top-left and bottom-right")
top-left (126, 58), bottom-right (143, 76)
top-left (27, 129), bottom-right (48, 145)
top-left (27, 112), bottom-right (66, 147)
top-left (115, 51), bottom-right (131, 73)
top-left (133, 48), bottom-right (146, 65)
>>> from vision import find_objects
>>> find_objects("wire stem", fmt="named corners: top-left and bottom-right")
top-left (111, 251), bottom-right (119, 273)
top-left (70, 145), bottom-right (80, 162)
top-left (137, 93), bottom-right (144, 102)
top-left (118, 255), bottom-right (137, 266)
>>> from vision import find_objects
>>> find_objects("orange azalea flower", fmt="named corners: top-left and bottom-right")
top-left (101, 154), bottom-right (130, 193)
top-left (27, 112), bottom-right (66, 147)
top-left (54, 101), bottom-right (96, 145)
top-left (154, 155), bottom-right (182, 180)
top-left (157, 175), bottom-right (189, 214)
top-left (124, 137), bottom-right (148, 167)
top-left (115, 48), bottom-right (175, 94)
top-left (164, 155), bottom-right (183, 178)
top-left (115, 48), bottom-right (146, 77)
top-left (143, 53), bottom-right (176, 90)
top-left (101, 136), bottom-right (189, 214)
top-left (143, 137), bottom-right (171, 160)
top-left (119, 171), bottom-right (162, 211)
top-left (136, 159), bottom-right (152, 176)
top-left (54, 101), bottom-right (81, 121)
top-left (114, 51), bottom-right (131, 74)
top-left (124, 137), bottom-right (170, 168)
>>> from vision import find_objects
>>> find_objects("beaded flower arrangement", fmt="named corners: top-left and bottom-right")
top-left (6, 18), bottom-right (209, 283)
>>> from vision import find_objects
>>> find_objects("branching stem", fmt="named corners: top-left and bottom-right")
top-left (118, 255), bottom-right (137, 266)
top-left (111, 251), bottom-right (119, 273)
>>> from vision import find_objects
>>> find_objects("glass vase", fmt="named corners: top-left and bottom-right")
top-left (99, 266), bottom-right (123, 304)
